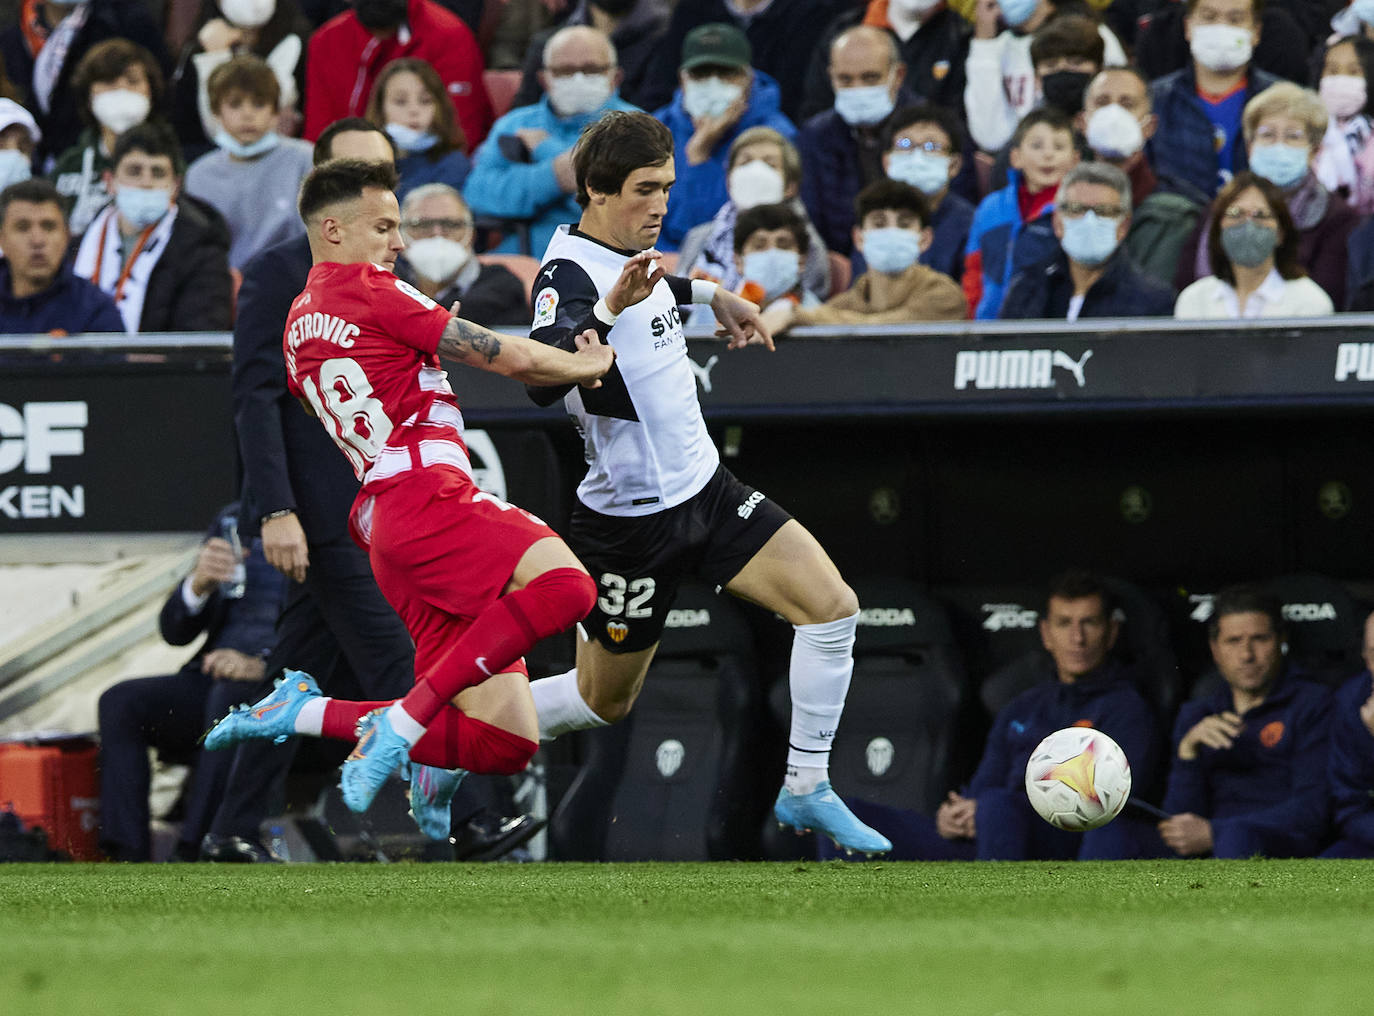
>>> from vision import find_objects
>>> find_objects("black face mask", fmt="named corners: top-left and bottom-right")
top-left (1041, 69), bottom-right (1093, 116)
top-left (593, 0), bottom-right (638, 15)
top-left (353, 0), bottom-right (408, 30)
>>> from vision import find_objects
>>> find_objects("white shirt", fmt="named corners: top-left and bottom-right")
top-left (1173, 271), bottom-right (1335, 319)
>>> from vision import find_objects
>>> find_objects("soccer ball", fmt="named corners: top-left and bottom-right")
top-left (1024, 727), bottom-right (1131, 832)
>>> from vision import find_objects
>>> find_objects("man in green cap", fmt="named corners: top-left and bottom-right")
top-left (652, 22), bottom-right (797, 249)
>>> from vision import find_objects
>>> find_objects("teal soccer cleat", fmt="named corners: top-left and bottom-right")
top-left (408, 765), bottom-right (468, 840)
top-left (340, 709), bottom-right (412, 814)
top-left (203, 670), bottom-right (321, 750)
top-left (774, 781), bottom-right (893, 857)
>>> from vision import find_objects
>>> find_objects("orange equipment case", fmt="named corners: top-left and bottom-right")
top-left (0, 737), bottom-right (101, 860)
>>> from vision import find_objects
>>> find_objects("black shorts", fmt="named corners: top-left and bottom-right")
top-left (567, 464), bottom-right (792, 653)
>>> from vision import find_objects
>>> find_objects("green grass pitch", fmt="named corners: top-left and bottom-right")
top-left (3, 860), bottom-right (1373, 1015)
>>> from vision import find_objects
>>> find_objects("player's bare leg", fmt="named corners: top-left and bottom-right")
top-left (725, 520), bottom-right (891, 856)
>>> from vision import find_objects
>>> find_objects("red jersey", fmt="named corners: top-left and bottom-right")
top-left (284, 261), bottom-right (469, 493)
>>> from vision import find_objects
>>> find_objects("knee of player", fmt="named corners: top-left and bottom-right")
top-left (814, 582), bottom-right (859, 625)
top-left (584, 686), bottom-right (636, 725)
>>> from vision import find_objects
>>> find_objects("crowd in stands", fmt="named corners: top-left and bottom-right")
top-left (6, 0), bottom-right (1374, 332)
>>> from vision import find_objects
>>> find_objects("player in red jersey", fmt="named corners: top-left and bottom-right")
top-left (205, 158), bottom-right (644, 820)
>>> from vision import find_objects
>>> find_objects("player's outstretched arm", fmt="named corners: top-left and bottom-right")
top-left (438, 315), bottom-right (616, 387)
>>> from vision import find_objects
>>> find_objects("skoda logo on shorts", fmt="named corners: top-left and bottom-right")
top-left (606, 619), bottom-right (629, 643)
top-left (656, 739), bottom-right (685, 778)
top-left (866, 737), bottom-right (895, 776)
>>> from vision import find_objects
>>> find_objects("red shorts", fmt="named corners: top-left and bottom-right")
top-left (352, 465), bottom-right (552, 685)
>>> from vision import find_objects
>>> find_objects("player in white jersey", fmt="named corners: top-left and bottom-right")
top-left (525, 111), bottom-right (891, 856)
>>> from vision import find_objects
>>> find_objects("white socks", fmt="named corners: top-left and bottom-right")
top-left (782, 611), bottom-right (857, 794)
top-left (293, 698), bottom-right (327, 737)
top-left (529, 669), bottom-right (608, 740)
top-left (385, 702), bottom-right (426, 746)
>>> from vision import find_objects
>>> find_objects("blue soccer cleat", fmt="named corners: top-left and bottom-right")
top-left (408, 764), bottom-right (468, 840)
top-left (774, 781), bottom-right (893, 857)
top-left (340, 709), bottom-right (412, 814)
top-left (203, 669), bottom-right (321, 751)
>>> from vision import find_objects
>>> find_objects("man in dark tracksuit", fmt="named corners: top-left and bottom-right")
top-left (1160, 585), bottom-right (1331, 859)
top-left (1323, 620), bottom-right (1374, 858)
top-left (829, 570), bottom-right (1161, 861)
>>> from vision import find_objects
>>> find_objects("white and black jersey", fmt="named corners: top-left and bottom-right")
top-left (528, 225), bottom-right (719, 517)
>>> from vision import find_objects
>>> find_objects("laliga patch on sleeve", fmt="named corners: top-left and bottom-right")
top-left (394, 277), bottom-right (438, 310)
top-left (532, 286), bottom-right (559, 328)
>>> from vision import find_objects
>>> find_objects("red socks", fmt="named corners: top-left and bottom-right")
top-left (320, 699), bottom-right (535, 773)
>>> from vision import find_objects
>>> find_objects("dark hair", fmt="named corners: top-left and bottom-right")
top-left (1030, 14), bottom-right (1105, 70)
top-left (112, 121), bottom-right (185, 174)
top-left (365, 58), bottom-right (466, 157)
top-left (0, 177), bottom-right (66, 224)
top-left (1207, 584), bottom-right (1283, 641)
top-left (207, 54), bottom-right (280, 113)
top-left (883, 102), bottom-right (965, 158)
top-left (313, 117), bottom-right (397, 166)
top-left (71, 39), bottom-right (165, 125)
top-left (1320, 36), bottom-right (1374, 119)
top-left (298, 158), bottom-right (400, 222)
top-left (1009, 106), bottom-right (1076, 150)
top-left (1185, 0), bottom-right (1262, 14)
top-left (733, 202), bottom-right (809, 255)
top-left (572, 110), bottom-right (674, 208)
top-left (1206, 171), bottom-right (1302, 285)
top-left (854, 178), bottom-right (930, 227)
top-left (1044, 569), bottom-right (1116, 620)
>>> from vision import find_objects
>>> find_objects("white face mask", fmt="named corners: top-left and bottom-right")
top-left (1085, 103), bottom-right (1146, 161)
top-left (682, 77), bottom-right (744, 120)
top-left (91, 89), bottom-right (151, 134)
top-left (741, 247), bottom-right (801, 300)
top-left (404, 236), bottom-right (470, 282)
top-left (727, 159), bottom-right (785, 210)
top-left (547, 72), bottom-right (614, 118)
top-left (0, 149), bottom-right (32, 189)
top-left (1189, 23), bottom-right (1253, 74)
top-left (220, 0), bottom-right (276, 28)
top-left (889, 0), bottom-right (943, 15)
top-left (833, 82), bottom-right (896, 127)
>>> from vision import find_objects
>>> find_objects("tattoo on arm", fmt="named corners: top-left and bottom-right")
top-left (438, 317), bottom-right (502, 365)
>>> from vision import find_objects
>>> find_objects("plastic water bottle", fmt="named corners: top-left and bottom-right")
top-left (220, 515), bottom-right (246, 599)
top-left (267, 823), bottom-right (290, 862)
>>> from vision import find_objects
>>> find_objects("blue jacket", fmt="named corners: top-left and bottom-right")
top-left (654, 70), bottom-right (796, 251)
top-left (1328, 672), bottom-right (1374, 849)
top-left (0, 261), bottom-right (124, 335)
top-left (1164, 673), bottom-right (1331, 846)
top-left (1000, 247), bottom-right (1176, 320)
top-left (964, 171), bottom-right (1058, 320)
top-left (396, 149), bottom-right (472, 205)
top-left (1147, 65), bottom-right (1280, 199)
top-left (464, 93), bottom-right (640, 257)
top-left (924, 191), bottom-right (974, 283)
top-left (967, 663), bottom-right (1161, 804)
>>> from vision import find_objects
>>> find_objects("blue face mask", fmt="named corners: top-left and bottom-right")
top-left (0, 149), bottom-right (32, 189)
top-left (834, 83), bottom-right (896, 127)
top-left (385, 122), bottom-right (438, 153)
top-left (862, 226), bottom-right (922, 273)
top-left (114, 186), bottom-right (172, 229)
top-left (887, 150), bottom-right (951, 196)
top-left (998, 0), bottom-right (1039, 28)
top-left (1248, 143), bottom-right (1309, 190)
top-left (1355, 0), bottom-right (1374, 27)
top-left (741, 247), bottom-right (801, 300)
top-left (214, 129), bottom-right (281, 159)
top-left (1059, 210), bottom-right (1121, 267)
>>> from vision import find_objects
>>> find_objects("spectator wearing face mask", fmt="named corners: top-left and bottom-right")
top-left (1174, 171), bottom-right (1333, 319)
top-left (365, 57), bottom-right (470, 202)
top-left (464, 25), bottom-right (636, 256)
top-left (964, 0), bottom-right (1125, 157)
top-left (169, 0), bottom-right (311, 161)
top-left (687, 201), bottom-right (824, 327)
top-left (761, 178), bottom-right (965, 334)
top-left (798, 24), bottom-right (918, 259)
top-left (1077, 65), bottom-right (1206, 288)
top-left (653, 22), bottom-right (796, 250)
top-left (395, 183), bottom-right (528, 327)
top-left (184, 55), bottom-right (311, 269)
top-left (1000, 161), bottom-right (1174, 319)
top-left (1175, 82), bottom-right (1358, 307)
top-left (303, 0), bottom-right (493, 150)
top-left (796, 0), bottom-right (970, 124)
top-left (1313, 34), bottom-right (1374, 216)
top-left (882, 102), bottom-right (973, 281)
top-left (50, 38), bottom-right (164, 235)
top-left (0, 99), bottom-right (40, 193)
top-left (677, 126), bottom-right (829, 303)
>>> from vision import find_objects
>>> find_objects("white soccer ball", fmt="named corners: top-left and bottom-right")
top-left (1024, 726), bottom-right (1131, 832)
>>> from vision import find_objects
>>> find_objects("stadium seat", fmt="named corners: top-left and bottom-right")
top-left (936, 582), bottom-right (1044, 687)
top-left (549, 582), bottom-right (768, 861)
top-left (482, 69), bottom-right (523, 120)
top-left (477, 254), bottom-right (540, 306)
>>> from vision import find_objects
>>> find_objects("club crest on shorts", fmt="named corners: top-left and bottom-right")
top-left (606, 619), bottom-right (629, 643)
